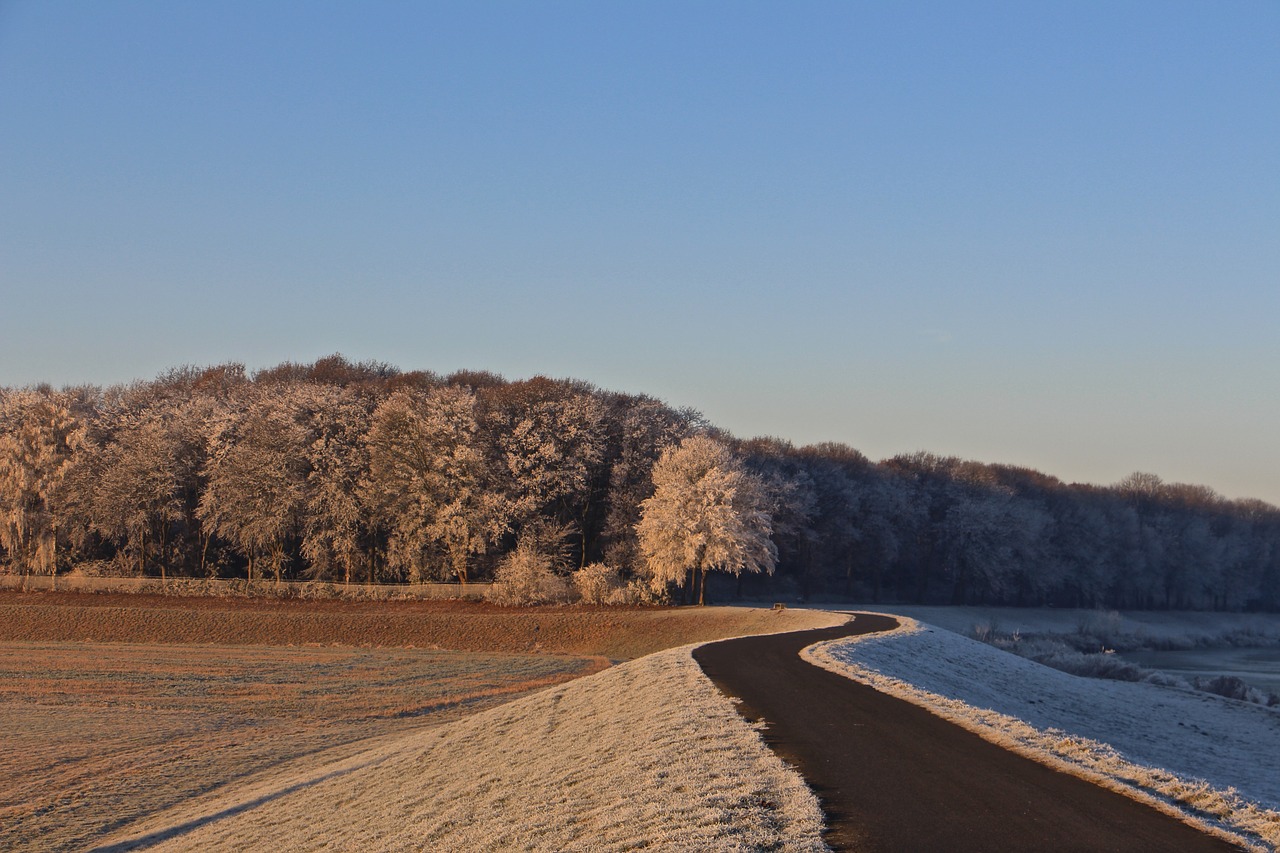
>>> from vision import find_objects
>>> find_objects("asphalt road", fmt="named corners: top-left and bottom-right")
top-left (692, 614), bottom-right (1242, 852)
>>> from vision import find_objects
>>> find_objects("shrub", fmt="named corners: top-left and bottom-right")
top-left (1075, 609), bottom-right (1123, 641)
top-left (606, 578), bottom-right (667, 606)
top-left (1195, 675), bottom-right (1252, 702)
top-left (975, 625), bottom-right (1280, 708)
top-left (486, 545), bottom-right (570, 606)
top-left (572, 563), bottom-right (620, 604)
top-left (1033, 649), bottom-right (1147, 682)
top-left (66, 560), bottom-right (114, 578)
top-left (971, 620), bottom-right (998, 643)
top-left (1191, 675), bottom-right (1280, 706)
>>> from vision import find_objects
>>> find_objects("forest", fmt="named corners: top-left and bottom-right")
top-left (1, 355), bottom-right (1277, 611)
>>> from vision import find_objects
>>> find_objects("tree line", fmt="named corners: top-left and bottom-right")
top-left (1, 355), bottom-right (1277, 610)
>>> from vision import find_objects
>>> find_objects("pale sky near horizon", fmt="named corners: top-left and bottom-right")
top-left (1, 2), bottom-right (1277, 503)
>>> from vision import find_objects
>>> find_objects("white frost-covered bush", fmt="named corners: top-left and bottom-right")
top-left (1075, 609), bottom-right (1126, 646)
top-left (1193, 675), bottom-right (1280, 707)
top-left (606, 577), bottom-right (667, 606)
top-left (485, 545), bottom-right (570, 606)
top-left (572, 563), bottom-right (620, 604)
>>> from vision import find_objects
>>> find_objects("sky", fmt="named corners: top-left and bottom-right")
top-left (1, 1), bottom-right (1277, 503)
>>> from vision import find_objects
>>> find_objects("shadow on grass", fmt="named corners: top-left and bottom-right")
top-left (89, 756), bottom-right (383, 852)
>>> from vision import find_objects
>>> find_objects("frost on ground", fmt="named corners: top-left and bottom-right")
top-left (100, 643), bottom-right (832, 853)
top-left (854, 605), bottom-right (1280, 647)
top-left (0, 643), bottom-right (605, 853)
top-left (806, 614), bottom-right (1280, 851)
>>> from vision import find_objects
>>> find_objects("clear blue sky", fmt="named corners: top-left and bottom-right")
top-left (2, 1), bottom-right (1277, 503)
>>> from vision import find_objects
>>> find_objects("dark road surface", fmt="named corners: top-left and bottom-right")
top-left (692, 613), bottom-right (1241, 852)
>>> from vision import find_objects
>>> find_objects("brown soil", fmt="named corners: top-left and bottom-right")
top-left (0, 590), bottom-right (839, 659)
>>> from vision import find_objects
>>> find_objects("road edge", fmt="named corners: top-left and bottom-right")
top-left (801, 612), bottom-right (1269, 852)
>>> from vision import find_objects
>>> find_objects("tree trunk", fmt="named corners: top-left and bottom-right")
top-left (159, 520), bottom-right (169, 585)
top-left (50, 528), bottom-right (58, 591)
top-left (200, 532), bottom-right (212, 578)
top-left (578, 504), bottom-right (591, 569)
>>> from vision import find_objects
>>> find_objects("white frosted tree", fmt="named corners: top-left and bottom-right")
top-left (740, 437), bottom-right (818, 594)
top-left (197, 395), bottom-right (308, 583)
top-left (82, 413), bottom-right (186, 580)
top-left (600, 396), bottom-right (695, 571)
top-left (936, 485), bottom-right (1048, 605)
top-left (293, 384), bottom-right (373, 586)
top-left (0, 390), bottom-right (86, 578)
top-left (490, 383), bottom-right (608, 564)
top-left (363, 387), bottom-right (506, 583)
top-left (636, 435), bottom-right (776, 605)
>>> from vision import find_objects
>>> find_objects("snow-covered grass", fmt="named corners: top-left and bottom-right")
top-left (98, 612), bottom-right (842, 852)
top-left (806, 614), bottom-right (1280, 851)
top-left (868, 604), bottom-right (1280, 706)
top-left (859, 605), bottom-right (1280, 652)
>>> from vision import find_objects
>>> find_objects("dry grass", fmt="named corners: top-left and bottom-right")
top-left (1, 592), bottom-right (839, 851)
top-left (97, 644), bottom-right (833, 853)
top-left (0, 642), bottom-right (604, 853)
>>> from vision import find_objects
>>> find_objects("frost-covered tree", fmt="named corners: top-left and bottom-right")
top-left (880, 452), bottom-right (957, 602)
top-left (197, 395), bottom-right (308, 582)
top-left (636, 435), bottom-right (776, 605)
top-left (76, 411), bottom-right (187, 579)
top-left (936, 486), bottom-right (1049, 605)
top-left (740, 437), bottom-right (818, 596)
top-left (794, 444), bottom-right (886, 598)
top-left (599, 396), bottom-right (695, 572)
top-left (6, 357), bottom-right (1280, 611)
top-left (0, 390), bottom-right (87, 577)
top-left (488, 379), bottom-right (609, 563)
top-left (363, 387), bottom-right (506, 583)
top-left (293, 384), bottom-right (374, 585)
top-left (1045, 493), bottom-right (1112, 608)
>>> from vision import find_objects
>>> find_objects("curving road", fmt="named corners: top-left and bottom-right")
top-left (692, 614), bottom-right (1242, 852)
